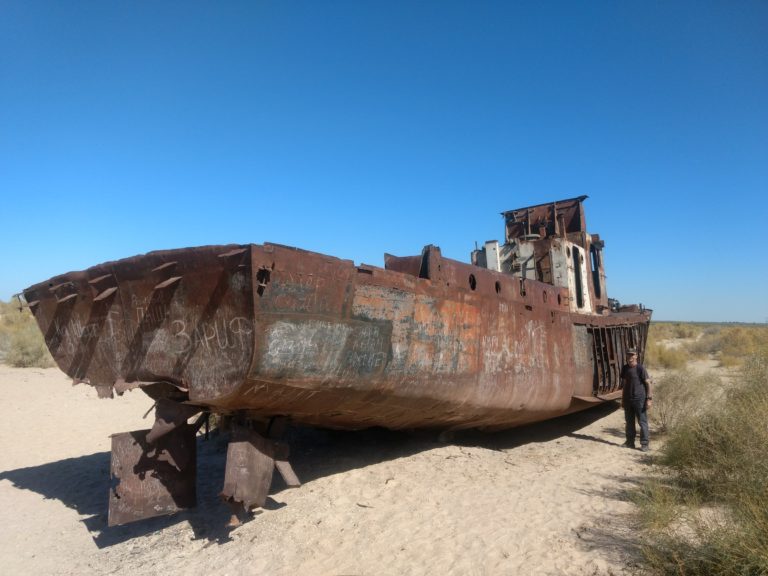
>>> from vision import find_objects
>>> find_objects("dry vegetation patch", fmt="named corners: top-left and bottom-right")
top-left (634, 351), bottom-right (768, 576)
top-left (650, 371), bottom-right (723, 434)
top-left (646, 322), bottom-right (768, 370)
top-left (0, 299), bottom-right (53, 368)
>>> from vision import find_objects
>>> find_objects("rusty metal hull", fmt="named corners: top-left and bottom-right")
top-left (23, 242), bottom-right (651, 431)
top-left (22, 195), bottom-right (652, 525)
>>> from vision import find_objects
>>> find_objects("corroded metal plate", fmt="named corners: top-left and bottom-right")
top-left (221, 427), bottom-right (275, 510)
top-left (108, 425), bottom-right (197, 526)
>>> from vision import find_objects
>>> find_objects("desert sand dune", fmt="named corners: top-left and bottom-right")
top-left (0, 365), bottom-right (650, 575)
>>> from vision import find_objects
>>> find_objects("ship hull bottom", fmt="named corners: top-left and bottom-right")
top-left (203, 377), bottom-right (617, 432)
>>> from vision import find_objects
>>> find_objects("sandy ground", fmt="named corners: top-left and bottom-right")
top-left (0, 365), bottom-right (656, 576)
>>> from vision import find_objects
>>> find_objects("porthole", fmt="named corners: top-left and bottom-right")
top-left (469, 274), bottom-right (477, 291)
top-left (495, 281), bottom-right (501, 294)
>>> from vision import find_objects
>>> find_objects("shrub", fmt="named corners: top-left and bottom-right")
top-left (0, 299), bottom-right (54, 368)
top-left (651, 324), bottom-right (768, 368)
top-left (717, 326), bottom-right (768, 367)
top-left (651, 370), bottom-right (723, 434)
top-left (635, 354), bottom-right (768, 575)
top-left (645, 341), bottom-right (689, 370)
top-left (649, 322), bottom-right (704, 343)
top-left (4, 323), bottom-right (54, 368)
top-left (685, 332), bottom-right (721, 359)
top-left (673, 323), bottom-right (700, 339)
top-left (649, 322), bottom-right (676, 343)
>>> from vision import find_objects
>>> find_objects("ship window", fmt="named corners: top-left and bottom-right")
top-left (495, 281), bottom-right (501, 294)
top-left (590, 245), bottom-right (602, 299)
top-left (573, 248), bottom-right (584, 308)
top-left (469, 274), bottom-right (477, 290)
top-left (543, 291), bottom-right (548, 303)
top-left (557, 293), bottom-right (562, 305)
top-left (519, 279), bottom-right (526, 297)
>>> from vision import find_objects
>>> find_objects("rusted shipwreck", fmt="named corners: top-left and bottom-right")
top-left (22, 196), bottom-right (650, 526)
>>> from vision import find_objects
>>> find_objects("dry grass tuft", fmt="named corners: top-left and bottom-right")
top-left (650, 371), bottom-right (722, 434)
top-left (644, 341), bottom-right (690, 370)
top-left (0, 299), bottom-right (54, 368)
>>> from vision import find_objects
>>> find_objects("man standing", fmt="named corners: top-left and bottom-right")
top-left (621, 349), bottom-right (653, 451)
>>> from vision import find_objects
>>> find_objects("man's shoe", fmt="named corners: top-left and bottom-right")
top-left (622, 442), bottom-right (636, 449)
top-left (640, 446), bottom-right (649, 452)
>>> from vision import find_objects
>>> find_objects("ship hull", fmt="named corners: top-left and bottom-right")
top-left (23, 242), bottom-right (650, 431)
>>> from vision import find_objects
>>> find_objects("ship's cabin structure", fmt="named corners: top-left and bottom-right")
top-left (471, 195), bottom-right (612, 316)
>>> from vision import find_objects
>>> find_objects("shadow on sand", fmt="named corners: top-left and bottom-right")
top-left (0, 401), bottom-right (622, 547)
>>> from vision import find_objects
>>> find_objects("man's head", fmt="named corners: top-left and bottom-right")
top-left (626, 349), bottom-right (638, 366)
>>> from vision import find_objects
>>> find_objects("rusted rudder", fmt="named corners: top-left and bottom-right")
top-left (220, 424), bottom-right (301, 526)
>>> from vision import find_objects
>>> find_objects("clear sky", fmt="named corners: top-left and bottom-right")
top-left (1, 2), bottom-right (766, 322)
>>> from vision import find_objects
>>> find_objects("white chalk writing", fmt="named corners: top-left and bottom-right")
top-left (171, 316), bottom-right (253, 354)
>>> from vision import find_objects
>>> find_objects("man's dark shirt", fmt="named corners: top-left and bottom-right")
top-left (621, 364), bottom-right (649, 401)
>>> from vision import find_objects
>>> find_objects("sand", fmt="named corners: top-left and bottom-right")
top-left (0, 365), bottom-right (653, 576)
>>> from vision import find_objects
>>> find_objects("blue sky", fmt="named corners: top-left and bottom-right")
top-left (1, 1), bottom-right (766, 322)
